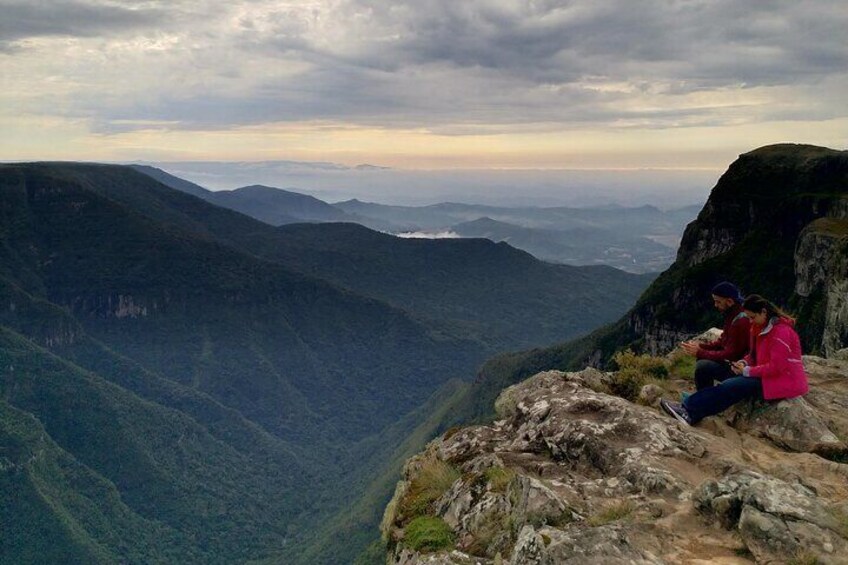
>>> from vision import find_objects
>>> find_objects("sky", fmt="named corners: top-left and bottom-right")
top-left (2, 0), bottom-right (847, 182)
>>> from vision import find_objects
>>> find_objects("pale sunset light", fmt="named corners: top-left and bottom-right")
top-left (2, 0), bottom-right (846, 192)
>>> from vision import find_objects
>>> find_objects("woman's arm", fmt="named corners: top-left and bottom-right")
top-left (745, 327), bottom-right (793, 379)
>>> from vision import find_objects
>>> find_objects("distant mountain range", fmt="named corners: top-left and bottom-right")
top-left (449, 216), bottom-right (675, 272)
top-left (132, 165), bottom-right (359, 226)
top-left (133, 165), bottom-right (699, 273)
top-left (0, 162), bottom-right (650, 563)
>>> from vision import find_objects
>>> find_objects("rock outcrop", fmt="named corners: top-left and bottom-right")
top-left (795, 218), bottom-right (848, 357)
top-left (608, 144), bottom-right (848, 358)
top-left (384, 357), bottom-right (848, 564)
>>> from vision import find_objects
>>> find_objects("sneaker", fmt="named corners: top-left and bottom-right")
top-left (660, 399), bottom-right (692, 426)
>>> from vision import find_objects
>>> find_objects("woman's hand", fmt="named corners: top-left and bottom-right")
top-left (730, 360), bottom-right (746, 375)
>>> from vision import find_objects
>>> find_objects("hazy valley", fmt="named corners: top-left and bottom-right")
top-left (0, 162), bottom-right (652, 563)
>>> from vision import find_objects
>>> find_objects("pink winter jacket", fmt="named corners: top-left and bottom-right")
top-left (744, 317), bottom-right (809, 400)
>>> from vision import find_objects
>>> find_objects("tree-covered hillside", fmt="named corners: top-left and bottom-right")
top-left (0, 162), bottom-right (651, 563)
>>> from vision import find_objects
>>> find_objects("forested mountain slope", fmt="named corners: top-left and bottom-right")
top-left (0, 162), bottom-right (650, 563)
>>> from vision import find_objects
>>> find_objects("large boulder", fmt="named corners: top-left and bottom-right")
top-left (726, 396), bottom-right (846, 456)
top-left (695, 471), bottom-right (848, 564)
top-left (386, 360), bottom-right (848, 565)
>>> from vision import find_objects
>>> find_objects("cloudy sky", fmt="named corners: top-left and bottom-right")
top-left (2, 0), bottom-right (847, 171)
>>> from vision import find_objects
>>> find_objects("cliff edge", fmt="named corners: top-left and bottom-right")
top-left (383, 353), bottom-right (848, 564)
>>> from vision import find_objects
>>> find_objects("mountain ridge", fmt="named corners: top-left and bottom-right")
top-left (0, 161), bottom-right (651, 564)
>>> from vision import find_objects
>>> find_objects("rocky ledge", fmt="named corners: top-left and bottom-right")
top-left (382, 355), bottom-right (848, 564)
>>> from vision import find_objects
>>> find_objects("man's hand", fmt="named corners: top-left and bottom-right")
top-left (680, 341), bottom-right (700, 356)
top-left (731, 361), bottom-right (746, 375)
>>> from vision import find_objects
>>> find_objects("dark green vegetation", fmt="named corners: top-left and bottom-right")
top-left (268, 223), bottom-right (653, 350)
top-left (0, 163), bottom-right (649, 563)
top-left (607, 350), bottom-right (669, 401)
top-left (403, 517), bottom-right (455, 553)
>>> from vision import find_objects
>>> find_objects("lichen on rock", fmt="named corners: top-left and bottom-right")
top-left (385, 356), bottom-right (848, 564)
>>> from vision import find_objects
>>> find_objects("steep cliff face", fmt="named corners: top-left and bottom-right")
top-left (676, 145), bottom-right (848, 268)
top-left (795, 218), bottom-right (848, 357)
top-left (384, 358), bottom-right (848, 564)
top-left (621, 144), bottom-right (848, 358)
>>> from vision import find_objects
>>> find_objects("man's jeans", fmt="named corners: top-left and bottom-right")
top-left (695, 359), bottom-right (735, 391)
top-left (683, 376), bottom-right (763, 423)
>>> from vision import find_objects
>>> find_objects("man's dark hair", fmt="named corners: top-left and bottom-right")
top-left (711, 281), bottom-right (743, 303)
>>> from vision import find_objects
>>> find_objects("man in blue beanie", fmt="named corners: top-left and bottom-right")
top-left (679, 281), bottom-right (750, 391)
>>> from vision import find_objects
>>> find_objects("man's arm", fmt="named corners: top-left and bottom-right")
top-left (699, 339), bottom-right (722, 351)
top-left (696, 317), bottom-right (750, 362)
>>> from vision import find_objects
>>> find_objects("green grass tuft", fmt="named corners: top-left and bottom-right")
top-left (484, 467), bottom-right (515, 493)
top-left (586, 500), bottom-right (635, 527)
top-left (399, 458), bottom-right (460, 520)
top-left (667, 351), bottom-right (696, 379)
top-left (404, 516), bottom-right (455, 553)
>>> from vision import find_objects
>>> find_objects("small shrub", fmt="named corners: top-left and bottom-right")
top-left (612, 350), bottom-right (669, 379)
top-left (404, 516), bottom-right (455, 553)
top-left (484, 467), bottom-right (515, 493)
top-left (494, 389), bottom-right (519, 419)
top-left (608, 368), bottom-right (645, 401)
top-left (399, 457), bottom-right (460, 520)
top-left (586, 500), bottom-right (635, 527)
top-left (609, 350), bottom-right (671, 401)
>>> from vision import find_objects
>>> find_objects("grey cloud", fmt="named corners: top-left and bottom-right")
top-left (0, 1), bottom-right (167, 46)
top-left (21, 0), bottom-right (848, 133)
top-left (373, 1), bottom-right (844, 88)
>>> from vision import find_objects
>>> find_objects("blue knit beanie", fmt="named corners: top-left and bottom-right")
top-left (711, 281), bottom-right (743, 303)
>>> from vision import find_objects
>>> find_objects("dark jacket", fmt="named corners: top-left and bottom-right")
top-left (696, 303), bottom-right (750, 362)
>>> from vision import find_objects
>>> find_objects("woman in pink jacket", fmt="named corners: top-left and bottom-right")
top-left (661, 295), bottom-right (809, 425)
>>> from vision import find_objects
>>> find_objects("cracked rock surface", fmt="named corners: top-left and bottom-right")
top-left (383, 357), bottom-right (848, 564)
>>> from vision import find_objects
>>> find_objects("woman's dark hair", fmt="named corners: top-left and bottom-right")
top-left (742, 294), bottom-right (795, 322)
